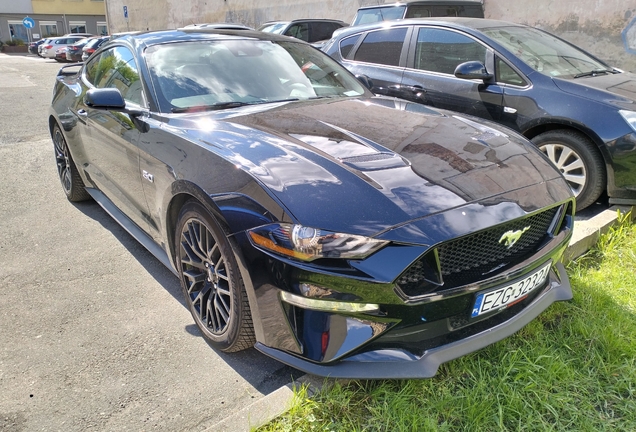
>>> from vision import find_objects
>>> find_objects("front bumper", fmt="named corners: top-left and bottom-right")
top-left (256, 262), bottom-right (571, 379)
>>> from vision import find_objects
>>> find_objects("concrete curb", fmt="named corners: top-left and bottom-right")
top-left (204, 375), bottom-right (323, 431)
top-left (216, 205), bottom-right (634, 432)
top-left (564, 205), bottom-right (634, 262)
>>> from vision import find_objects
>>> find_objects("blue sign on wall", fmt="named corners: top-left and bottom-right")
top-left (123, 6), bottom-right (128, 19)
top-left (23, 17), bottom-right (35, 29)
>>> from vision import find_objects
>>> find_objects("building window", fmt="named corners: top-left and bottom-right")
top-left (97, 22), bottom-right (108, 36)
top-left (69, 21), bottom-right (87, 34)
top-left (8, 21), bottom-right (28, 43)
top-left (40, 21), bottom-right (59, 38)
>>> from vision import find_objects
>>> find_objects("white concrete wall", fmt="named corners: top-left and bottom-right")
top-left (105, 0), bottom-right (636, 71)
top-left (484, 0), bottom-right (636, 71)
top-left (0, 0), bottom-right (33, 14)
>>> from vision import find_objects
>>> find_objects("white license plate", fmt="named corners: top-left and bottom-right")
top-left (471, 262), bottom-right (551, 318)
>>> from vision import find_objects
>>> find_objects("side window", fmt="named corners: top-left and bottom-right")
top-left (496, 57), bottom-right (527, 86)
top-left (405, 6), bottom-right (431, 18)
top-left (310, 23), bottom-right (336, 42)
top-left (353, 27), bottom-right (408, 67)
top-left (286, 23), bottom-right (310, 41)
top-left (84, 51), bottom-right (105, 86)
top-left (339, 34), bottom-right (361, 59)
top-left (84, 46), bottom-right (143, 105)
top-left (415, 28), bottom-right (487, 74)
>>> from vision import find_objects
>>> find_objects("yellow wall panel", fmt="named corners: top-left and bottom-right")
top-left (33, 0), bottom-right (106, 15)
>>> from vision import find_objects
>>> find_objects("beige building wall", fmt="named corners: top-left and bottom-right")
top-left (105, 0), bottom-right (636, 71)
top-left (33, 0), bottom-right (106, 15)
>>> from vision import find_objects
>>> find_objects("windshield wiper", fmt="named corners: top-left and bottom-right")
top-left (574, 69), bottom-right (615, 78)
top-left (251, 98), bottom-right (299, 105)
top-left (171, 101), bottom-right (250, 113)
top-left (171, 98), bottom-right (299, 113)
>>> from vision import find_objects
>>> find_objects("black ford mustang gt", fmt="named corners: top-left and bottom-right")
top-left (49, 29), bottom-right (575, 379)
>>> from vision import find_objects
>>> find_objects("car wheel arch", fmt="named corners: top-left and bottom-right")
top-left (522, 121), bottom-right (611, 166)
top-left (164, 184), bottom-right (266, 343)
top-left (165, 184), bottom-right (228, 265)
top-left (528, 127), bottom-right (607, 210)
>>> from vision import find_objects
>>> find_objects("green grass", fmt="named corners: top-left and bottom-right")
top-left (258, 211), bottom-right (636, 432)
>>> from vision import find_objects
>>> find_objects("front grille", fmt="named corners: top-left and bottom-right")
top-left (396, 205), bottom-right (562, 297)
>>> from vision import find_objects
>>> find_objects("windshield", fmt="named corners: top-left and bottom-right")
top-left (352, 6), bottom-right (406, 25)
top-left (483, 26), bottom-right (610, 78)
top-left (145, 39), bottom-right (367, 113)
top-left (258, 23), bottom-right (288, 34)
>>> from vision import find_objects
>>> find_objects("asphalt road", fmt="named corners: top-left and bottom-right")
top-left (0, 54), bottom-right (301, 432)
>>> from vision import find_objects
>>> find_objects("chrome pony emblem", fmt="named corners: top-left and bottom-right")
top-left (498, 226), bottom-right (531, 249)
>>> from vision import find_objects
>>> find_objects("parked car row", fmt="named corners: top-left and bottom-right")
top-left (29, 34), bottom-right (109, 63)
top-left (38, 35), bottom-right (86, 59)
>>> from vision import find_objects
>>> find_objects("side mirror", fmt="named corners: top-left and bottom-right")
top-left (454, 61), bottom-right (493, 81)
top-left (84, 88), bottom-right (125, 110)
top-left (355, 74), bottom-right (374, 91)
top-left (84, 88), bottom-right (146, 116)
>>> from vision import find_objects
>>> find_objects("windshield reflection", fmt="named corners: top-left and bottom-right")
top-left (484, 26), bottom-right (610, 77)
top-left (145, 40), bottom-right (366, 113)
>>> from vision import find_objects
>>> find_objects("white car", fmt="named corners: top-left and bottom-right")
top-left (40, 36), bottom-right (86, 59)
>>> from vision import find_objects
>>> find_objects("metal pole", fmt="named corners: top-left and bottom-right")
top-left (104, 0), bottom-right (112, 34)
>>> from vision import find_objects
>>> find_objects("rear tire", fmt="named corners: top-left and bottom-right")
top-left (532, 130), bottom-right (605, 211)
top-left (175, 200), bottom-right (255, 352)
top-left (52, 123), bottom-right (91, 202)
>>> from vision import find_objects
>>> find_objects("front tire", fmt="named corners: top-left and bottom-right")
top-left (52, 123), bottom-right (91, 202)
top-left (532, 130), bottom-right (605, 211)
top-left (175, 200), bottom-right (255, 352)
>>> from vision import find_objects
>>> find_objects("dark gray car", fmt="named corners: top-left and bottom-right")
top-left (258, 19), bottom-right (347, 44)
top-left (323, 18), bottom-right (636, 210)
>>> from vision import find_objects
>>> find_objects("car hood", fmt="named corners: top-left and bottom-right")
top-left (170, 97), bottom-right (569, 238)
top-left (552, 71), bottom-right (636, 110)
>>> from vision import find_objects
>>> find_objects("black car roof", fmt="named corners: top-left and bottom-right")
top-left (120, 28), bottom-right (307, 46)
top-left (259, 19), bottom-right (347, 26)
top-left (111, 28), bottom-right (309, 52)
top-left (357, 0), bottom-right (483, 9)
top-left (335, 17), bottom-right (522, 37)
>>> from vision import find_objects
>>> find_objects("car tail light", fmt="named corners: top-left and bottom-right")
top-left (85, 48), bottom-right (95, 54)
top-left (44, 45), bottom-right (53, 49)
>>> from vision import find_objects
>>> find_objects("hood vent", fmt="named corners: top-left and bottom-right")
top-left (341, 152), bottom-right (409, 171)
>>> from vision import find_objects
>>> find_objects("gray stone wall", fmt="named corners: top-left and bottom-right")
top-left (484, 0), bottom-right (636, 72)
top-left (105, 0), bottom-right (636, 71)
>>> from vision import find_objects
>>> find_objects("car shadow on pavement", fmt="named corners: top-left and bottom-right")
top-left (71, 200), bottom-right (304, 393)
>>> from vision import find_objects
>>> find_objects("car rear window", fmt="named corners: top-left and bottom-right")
top-left (352, 6), bottom-right (406, 26)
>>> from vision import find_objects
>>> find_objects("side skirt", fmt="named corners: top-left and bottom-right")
top-left (85, 188), bottom-right (178, 276)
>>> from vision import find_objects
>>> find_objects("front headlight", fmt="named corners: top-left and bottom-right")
top-left (247, 223), bottom-right (388, 262)
top-left (619, 110), bottom-right (636, 132)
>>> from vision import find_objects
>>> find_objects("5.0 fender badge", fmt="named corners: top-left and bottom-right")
top-left (499, 226), bottom-right (531, 249)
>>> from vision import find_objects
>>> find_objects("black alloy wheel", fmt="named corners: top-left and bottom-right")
top-left (175, 200), bottom-right (255, 352)
top-left (52, 123), bottom-right (91, 202)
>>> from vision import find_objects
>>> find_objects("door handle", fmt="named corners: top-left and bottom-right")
top-left (406, 85), bottom-right (426, 94)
